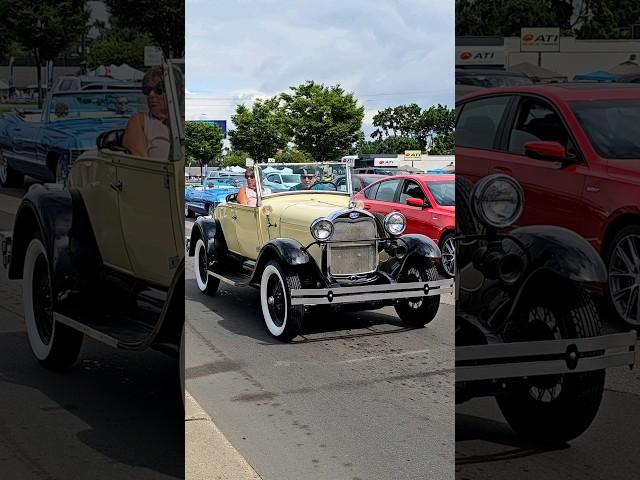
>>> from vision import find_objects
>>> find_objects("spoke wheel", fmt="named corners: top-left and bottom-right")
top-left (441, 234), bottom-right (456, 277)
top-left (608, 232), bottom-right (640, 326)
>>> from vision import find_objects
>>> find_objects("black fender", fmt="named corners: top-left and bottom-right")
top-left (250, 238), bottom-right (313, 283)
top-left (188, 215), bottom-right (227, 261)
top-left (507, 226), bottom-right (606, 283)
top-left (8, 185), bottom-right (101, 295)
top-left (398, 233), bottom-right (441, 262)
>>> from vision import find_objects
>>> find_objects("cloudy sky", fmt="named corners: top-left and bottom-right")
top-left (186, 0), bottom-right (454, 136)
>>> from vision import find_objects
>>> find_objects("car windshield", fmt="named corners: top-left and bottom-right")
top-left (426, 181), bottom-right (455, 206)
top-left (48, 91), bottom-right (147, 122)
top-left (257, 162), bottom-right (351, 195)
top-left (570, 100), bottom-right (640, 159)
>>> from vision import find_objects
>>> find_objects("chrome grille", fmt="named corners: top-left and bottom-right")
top-left (329, 218), bottom-right (377, 276)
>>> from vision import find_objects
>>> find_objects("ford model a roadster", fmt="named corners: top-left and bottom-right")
top-left (455, 174), bottom-right (637, 442)
top-left (187, 162), bottom-right (454, 341)
top-left (0, 60), bottom-right (185, 374)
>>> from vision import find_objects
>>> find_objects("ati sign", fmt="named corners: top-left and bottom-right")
top-left (521, 28), bottom-right (560, 52)
top-left (455, 46), bottom-right (505, 66)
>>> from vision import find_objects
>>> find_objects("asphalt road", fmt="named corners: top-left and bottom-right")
top-left (0, 185), bottom-right (183, 480)
top-left (185, 218), bottom-right (455, 480)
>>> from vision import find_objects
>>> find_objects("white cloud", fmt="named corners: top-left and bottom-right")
top-left (186, 0), bottom-right (454, 135)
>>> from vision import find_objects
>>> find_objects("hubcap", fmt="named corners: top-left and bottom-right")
top-left (33, 253), bottom-right (54, 344)
top-left (442, 237), bottom-right (455, 276)
top-left (267, 275), bottom-right (286, 327)
top-left (609, 234), bottom-right (640, 325)
top-left (406, 266), bottom-right (424, 309)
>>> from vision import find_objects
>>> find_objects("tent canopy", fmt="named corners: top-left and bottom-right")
top-left (508, 62), bottom-right (567, 82)
top-left (89, 64), bottom-right (144, 81)
top-left (573, 70), bottom-right (617, 82)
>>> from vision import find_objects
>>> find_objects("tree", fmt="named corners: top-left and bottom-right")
top-left (222, 150), bottom-right (249, 168)
top-left (281, 81), bottom-right (364, 162)
top-left (104, 0), bottom-right (184, 58)
top-left (429, 132), bottom-right (454, 155)
top-left (3, 0), bottom-right (89, 107)
top-left (87, 31), bottom-right (152, 69)
top-left (275, 148), bottom-right (315, 163)
top-left (228, 98), bottom-right (289, 162)
top-left (185, 122), bottom-right (224, 181)
top-left (416, 105), bottom-right (456, 151)
top-left (359, 136), bottom-right (421, 155)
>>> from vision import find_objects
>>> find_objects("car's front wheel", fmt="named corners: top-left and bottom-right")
top-left (605, 225), bottom-right (640, 326)
top-left (23, 238), bottom-right (83, 369)
top-left (0, 151), bottom-right (24, 188)
top-left (439, 233), bottom-right (455, 278)
top-left (260, 261), bottom-right (304, 341)
top-left (194, 238), bottom-right (220, 295)
top-left (394, 260), bottom-right (440, 327)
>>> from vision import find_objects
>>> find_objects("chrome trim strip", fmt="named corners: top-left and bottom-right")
top-left (290, 279), bottom-right (454, 305)
top-left (54, 313), bottom-right (119, 348)
top-left (207, 270), bottom-right (243, 286)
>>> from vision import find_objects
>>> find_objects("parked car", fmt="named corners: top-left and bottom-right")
top-left (185, 176), bottom-right (245, 217)
top-left (187, 162), bottom-right (453, 341)
top-left (50, 75), bottom-right (140, 93)
top-left (0, 60), bottom-right (185, 387)
top-left (353, 167), bottom-right (411, 176)
top-left (263, 170), bottom-right (301, 190)
top-left (455, 174), bottom-right (636, 442)
top-left (355, 174), bottom-right (455, 277)
top-left (334, 173), bottom-right (385, 193)
top-left (0, 89), bottom-right (146, 186)
top-left (615, 73), bottom-right (640, 83)
top-left (456, 82), bottom-right (640, 325)
top-left (455, 68), bottom-right (534, 88)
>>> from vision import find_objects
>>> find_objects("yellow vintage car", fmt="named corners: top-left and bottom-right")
top-left (0, 60), bottom-right (185, 378)
top-left (187, 162), bottom-right (453, 341)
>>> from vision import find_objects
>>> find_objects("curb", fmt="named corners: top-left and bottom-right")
top-left (185, 391), bottom-right (262, 480)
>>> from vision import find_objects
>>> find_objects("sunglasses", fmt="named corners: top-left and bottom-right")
top-left (302, 175), bottom-right (315, 180)
top-left (245, 175), bottom-right (255, 179)
top-left (142, 82), bottom-right (165, 95)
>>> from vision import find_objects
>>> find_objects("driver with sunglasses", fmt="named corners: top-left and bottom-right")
top-left (122, 68), bottom-right (171, 160)
top-left (291, 168), bottom-right (332, 191)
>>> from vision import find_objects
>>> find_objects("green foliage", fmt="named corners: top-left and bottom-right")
top-left (429, 132), bottom-right (455, 155)
top-left (274, 148), bottom-right (315, 163)
top-left (228, 98), bottom-right (289, 162)
top-left (359, 136), bottom-right (421, 155)
top-left (222, 150), bottom-right (249, 168)
top-left (281, 81), bottom-right (364, 162)
top-left (87, 32), bottom-right (152, 69)
top-left (456, 0), bottom-right (574, 37)
top-left (371, 103), bottom-right (455, 152)
top-left (185, 121), bottom-right (224, 168)
top-left (104, 0), bottom-right (184, 57)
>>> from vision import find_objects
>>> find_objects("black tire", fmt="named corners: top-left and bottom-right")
top-left (193, 238), bottom-right (220, 295)
top-left (260, 260), bottom-right (304, 341)
top-left (0, 151), bottom-right (24, 188)
top-left (394, 260), bottom-right (440, 327)
top-left (497, 286), bottom-right (605, 443)
top-left (23, 237), bottom-right (83, 369)
top-left (185, 204), bottom-right (194, 219)
top-left (604, 225), bottom-right (640, 326)
top-left (439, 233), bottom-right (455, 278)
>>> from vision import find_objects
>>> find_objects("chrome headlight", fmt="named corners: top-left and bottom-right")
top-left (471, 174), bottom-right (524, 228)
top-left (384, 212), bottom-right (406, 236)
top-left (310, 218), bottom-right (334, 241)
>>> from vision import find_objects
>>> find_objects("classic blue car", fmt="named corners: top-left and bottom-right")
top-left (185, 176), bottom-right (246, 217)
top-left (0, 89), bottom-right (146, 187)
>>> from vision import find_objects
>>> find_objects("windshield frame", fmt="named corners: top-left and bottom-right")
top-left (44, 89), bottom-right (145, 123)
top-left (254, 162), bottom-right (353, 207)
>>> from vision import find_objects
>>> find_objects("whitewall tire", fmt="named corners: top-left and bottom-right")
top-left (194, 238), bottom-right (219, 295)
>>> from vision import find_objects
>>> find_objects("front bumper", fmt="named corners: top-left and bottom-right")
top-left (290, 278), bottom-right (454, 306)
top-left (456, 330), bottom-right (637, 382)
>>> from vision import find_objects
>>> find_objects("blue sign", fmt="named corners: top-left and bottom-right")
top-left (189, 120), bottom-right (227, 138)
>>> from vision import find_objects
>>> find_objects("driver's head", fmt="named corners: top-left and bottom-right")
top-left (300, 168), bottom-right (318, 189)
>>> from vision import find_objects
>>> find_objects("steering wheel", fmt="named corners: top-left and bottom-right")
top-left (311, 181), bottom-right (337, 191)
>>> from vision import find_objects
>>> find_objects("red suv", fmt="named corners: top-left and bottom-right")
top-left (456, 83), bottom-right (640, 325)
top-left (355, 174), bottom-right (455, 276)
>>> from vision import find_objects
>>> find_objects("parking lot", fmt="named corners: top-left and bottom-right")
top-left (185, 217), bottom-right (456, 480)
top-left (0, 185), bottom-right (183, 480)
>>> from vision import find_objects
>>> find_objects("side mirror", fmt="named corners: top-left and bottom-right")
top-left (406, 198), bottom-right (425, 208)
top-left (524, 141), bottom-right (566, 162)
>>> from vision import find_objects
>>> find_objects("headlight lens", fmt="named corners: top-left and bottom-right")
top-left (310, 218), bottom-right (334, 241)
top-left (384, 212), bottom-right (406, 235)
top-left (472, 174), bottom-right (524, 228)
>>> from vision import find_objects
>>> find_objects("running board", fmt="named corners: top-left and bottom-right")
top-left (207, 269), bottom-right (252, 287)
top-left (54, 313), bottom-right (119, 348)
top-left (456, 330), bottom-right (637, 382)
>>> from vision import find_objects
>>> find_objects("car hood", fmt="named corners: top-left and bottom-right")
top-left (266, 194), bottom-right (351, 238)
